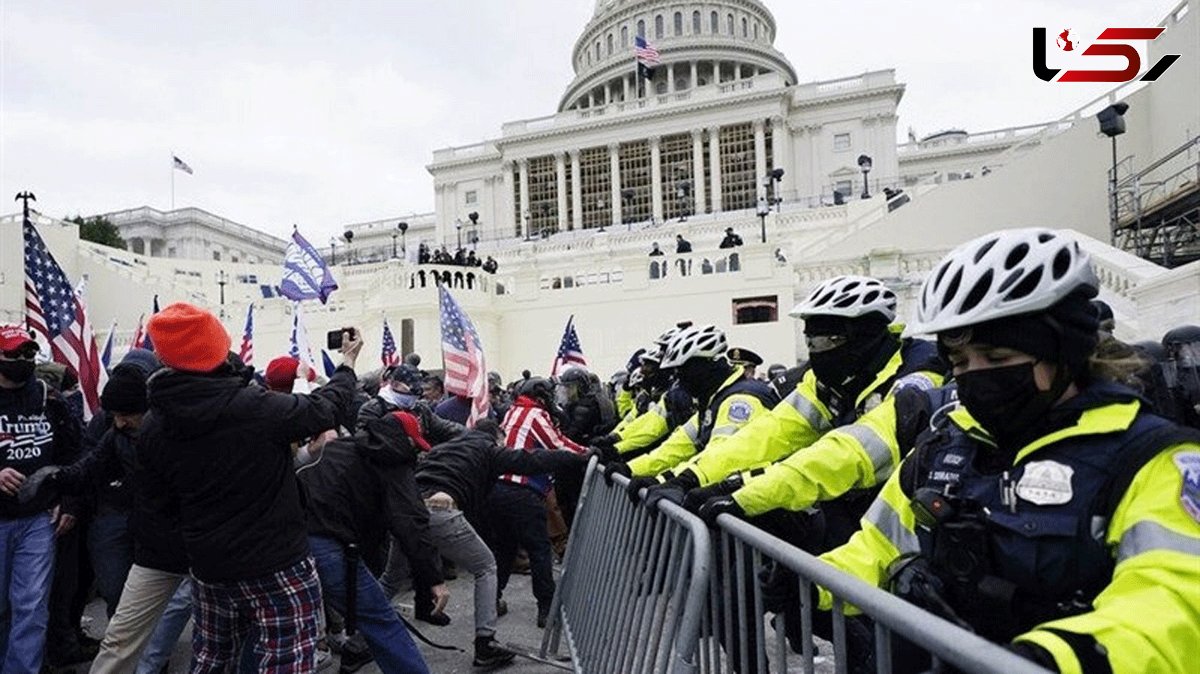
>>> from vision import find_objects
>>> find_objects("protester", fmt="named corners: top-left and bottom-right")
top-left (137, 304), bottom-right (361, 672)
top-left (422, 375), bottom-right (445, 405)
top-left (675, 234), bottom-right (692, 254)
top-left (719, 227), bottom-right (744, 249)
top-left (263, 355), bottom-right (316, 393)
top-left (0, 326), bottom-right (80, 672)
top-left (649, 242), bottom-right (664, 257)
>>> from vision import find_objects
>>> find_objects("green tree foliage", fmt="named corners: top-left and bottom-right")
top-left (68, 215), bottom-right (126, 249)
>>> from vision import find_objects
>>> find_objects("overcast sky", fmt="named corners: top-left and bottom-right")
top-left (0, 0), bottom-right (1172, 242)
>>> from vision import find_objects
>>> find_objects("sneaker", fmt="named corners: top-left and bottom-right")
top-left (338, 643), bottom-right (374, 674)
top-left (496, 598), bottom-right (508, 617)
top-left (537, 605), bottom-right (550, 629)
top-left (415, 608), bottom-right (452, 626)
top-left (473, 636), bottom-right (517, 667)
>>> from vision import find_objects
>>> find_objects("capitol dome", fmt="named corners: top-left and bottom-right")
top-left (561, 0), bottom-right (798, 111)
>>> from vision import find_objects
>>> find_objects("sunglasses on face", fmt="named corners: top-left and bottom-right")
top-left (805, 334), bottom-right (848, 354)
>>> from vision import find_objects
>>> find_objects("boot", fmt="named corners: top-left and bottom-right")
top-left (473, 636), bottom-right (517, 667)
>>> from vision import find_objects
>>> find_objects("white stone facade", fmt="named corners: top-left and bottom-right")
top-left (102, 206), bottom-right (288, 265)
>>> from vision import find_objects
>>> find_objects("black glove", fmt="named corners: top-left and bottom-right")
top-left (626, 476), bottom-right (660, 504)
top-left (643, 484), bottom-right (687, 511)
top-left (592, 443), bottom-right (620, 464)
top-left (1005, 642), bottom-right (1058, 671)
top-left (603, 461), bottom-right (631, 486)
top-left (696, 494), bottom-right (745, 527)
top-left (18, 466), bottom-right (61, 505)
top-left (682, 475), bottom-right (744, 514)
top-left (594, 433), bottom-right (619, 449)
top-left (758, 560), bottom-right (800, 614)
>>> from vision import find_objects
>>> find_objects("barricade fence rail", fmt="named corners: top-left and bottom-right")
top-left (543, 459), bottom-right (1052, 674)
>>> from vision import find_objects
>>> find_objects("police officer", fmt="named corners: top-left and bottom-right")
top-left (727, 347), bottom-right (764, 380)
top-left (1162, 325), bottom-right (1200, 428)
top-left (613, 325), bottom-right (779, 499)
top-left (679, 275), bottom-right (946, 547)
top-left (812, 229), bottom-right (1200, 672)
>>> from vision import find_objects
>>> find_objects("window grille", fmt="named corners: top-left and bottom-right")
top-left (720, 123), bottom-right (757, 211)
top-left (619, 140), bottom-right (652, 224)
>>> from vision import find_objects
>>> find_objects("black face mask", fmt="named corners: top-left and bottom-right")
top-left (0, 359), bottom-right (36, 384)
top-left (955, 362), bottom-right (1058, 445)
top-left (809, 332), bottom-right (889, 390)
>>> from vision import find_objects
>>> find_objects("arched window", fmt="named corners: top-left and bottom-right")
top-left (674, 11), bottom-right (683, 36)
top-left (710, 11), bottom-right (719, 33)
top-left (595, 41), bottom-right (601, 61)
top-left (607, 33), bottom-right (613, 55)
top-left (727, 14), bottom-right (734, 35)
top-left (692, 11), bottom-right (701, 34)
top-left (655, 14), bottom-right (664, 39)
top-left (621, 25), bottom-right (629, 46)
top-left (742, 17), bottom-right (748, 37)
top-left (637, 19), bottom-right (645, 37)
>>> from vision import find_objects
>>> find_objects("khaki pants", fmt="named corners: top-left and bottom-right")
top-left (89, 564), bottom-right (186, 674)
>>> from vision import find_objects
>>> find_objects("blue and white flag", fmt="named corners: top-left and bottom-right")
top-left (288, 303), bottom-right (318, 371)
top-left (280, 229), bottom-right (338, 304)
top-left (100, 320), bottom-right (117, 371)
top-left (321, 350), bottom-right (337, 378)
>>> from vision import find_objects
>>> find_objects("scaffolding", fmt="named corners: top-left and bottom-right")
top-left (1111, 135), bottom-right (1200, 268)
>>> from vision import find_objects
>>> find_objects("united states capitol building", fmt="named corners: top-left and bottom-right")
top-left (1, 0), bottom-right (1196, 378)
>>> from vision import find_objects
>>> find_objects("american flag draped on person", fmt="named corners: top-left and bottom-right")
top-left (550, 315), bottom-right (588, 377)
top-left (23, 218), bottom-right (107, 419)
top-left (438, 286), bottom-right (490, 426)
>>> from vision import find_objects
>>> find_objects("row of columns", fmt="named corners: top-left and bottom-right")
top-left (512, 118), bottom-right (784, 236)
top-left (580, 60), bottom-right (763, 109)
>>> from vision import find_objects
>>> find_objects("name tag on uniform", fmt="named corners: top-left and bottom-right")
top-left (1016, 460), bottom-right (1075, 506)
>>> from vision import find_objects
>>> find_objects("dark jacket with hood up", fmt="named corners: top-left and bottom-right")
top-left (299, 417), bottom-right (443, 591)
top-left (357, 393), bottom-right (466, 445)
top-left (139, 364), bottom-right (357, 582)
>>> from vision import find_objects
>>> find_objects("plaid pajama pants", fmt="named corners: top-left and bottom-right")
top-left (191, 556), bottom-right (323, 674)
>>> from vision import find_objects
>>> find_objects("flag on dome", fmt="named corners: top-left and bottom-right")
top-left (22, 218), bottom-right (107, 420)
top-left (634, 35), bottom-right (660, 79)
top-left (280, 228), bottom-right (338, 304)
top-left (438, 287), bottom-right (490, 427)
top-left (381, 319), bottom-right (399, 367)
top-left (551, 315), bottom-right (588, 377)
top-left (238, 304), bottom-right (255, 368)
top-left (172, 155), bottom-right (194, 175)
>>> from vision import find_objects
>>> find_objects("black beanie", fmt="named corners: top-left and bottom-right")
top-left (101, 365), bottom-right (148, 414)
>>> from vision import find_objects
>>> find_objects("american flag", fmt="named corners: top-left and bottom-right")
top-left (634, 35), bottom-right (661, 66)
top-left (130, 314), bottom-right (145, 349)
top-left (238, 304), bottom-right (255, 367)
top-left (23, 218), bottom-right (107, 419)
top-left (381, 318), bottom-right (399, 367)
top-left (550, 315), bottom-right (588, 377)
top-left (173, 155), bottom-right (194, 175)
top-left (439, 287), bottom-right (490, 426)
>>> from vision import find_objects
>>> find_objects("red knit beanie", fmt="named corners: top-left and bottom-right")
top-left (147, 303), bottom-right (231, 373)
top-left (264, 356), bottom-right (315, 392)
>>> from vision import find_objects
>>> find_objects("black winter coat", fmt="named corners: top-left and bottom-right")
top-left (415, 428), bottom-right (589, 519)
top-left (139, 366), bottom-right (357, 582)
top-left (300, 423), bottom-right (443, 591)
top-left (357, 395), bottom-right (466, 445)
top-left (0, 378), bottom-right (80, 519)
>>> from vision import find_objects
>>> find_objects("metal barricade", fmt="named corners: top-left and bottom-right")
top-left (705, 516), bottom-right (1052, 674)
top-left (542, 457), bottom-right (712, 674)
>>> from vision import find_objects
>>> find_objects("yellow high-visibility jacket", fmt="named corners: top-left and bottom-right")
top-left (628, 366), bottom-right (775, 478)
top-left (674, 335), bottom-right (943, 489)
top-left (817, 398), bottom-right (1200, 674)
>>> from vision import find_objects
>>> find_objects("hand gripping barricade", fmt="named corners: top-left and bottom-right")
top-left (542, 458), bottom-right (1052, 674)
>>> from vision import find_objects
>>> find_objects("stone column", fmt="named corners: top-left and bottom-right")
top-left (667, 63), bottom-right (675, 93)
top-left (708, 126), bottom-right (723, 212)
top-left (691, 129), bottom-right (707, 214)
top-left (570, 150), bottom-right (583, 231)
top-left (588, 90), bottom-right (595, 108)
top-left (690, 61), bottom-right (698, 88)
top-left (609, 143), bottom-right (623, 227)
top-left (754, 119), bottom-right (768, 200)
top-left (650, 135), bottom-right (664, 223)
top-left (623, 75), bottom-right (631, 102)
top-left (501, 162), bottom-right (515, 237)
top-left (518, 159), bottom-right (530, 239)
top-left (555, 153), bottom-right (568, 231)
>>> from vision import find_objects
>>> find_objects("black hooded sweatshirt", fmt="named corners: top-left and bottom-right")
top-left (139, 365), bottom-right (357, 582)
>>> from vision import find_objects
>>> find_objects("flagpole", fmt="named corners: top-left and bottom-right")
top-left (170, 151), bottom-right (175, 210)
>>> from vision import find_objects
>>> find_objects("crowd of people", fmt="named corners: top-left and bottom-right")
top-left (0, 226), bottom-right (1197, 673)
top-left (649, 227), bottom-right (745, 257)
top-left (416, 244), bottom-right (498, 274)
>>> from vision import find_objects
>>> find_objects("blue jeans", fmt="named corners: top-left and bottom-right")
top-left (308, 535), bottom-right (430, 674)
top-left (0, 513), bottom-right (55, 672)
top-left (134, 578), bottom-right (192, 674)
top-left (88, 511), bottom-right (133, 617)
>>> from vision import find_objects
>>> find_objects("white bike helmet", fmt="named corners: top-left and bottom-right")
top-left (790, 276), bottom-right (898, 322)
top-left (660, 325), bottom-right (728, 369)
top-left (654, 321), bottom-right (693, 347)
top-left (628, 368), bottom-right (645, 388)
top-left (639, 343), bottom-right (664, 366)
top-left (908, 228), bottom-right (1098, 336)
